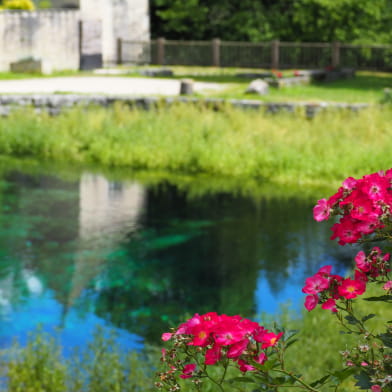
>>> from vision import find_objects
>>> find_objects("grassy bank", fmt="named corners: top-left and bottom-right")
top-left (1, 68), bottom-right (391, 103)
top-left (0, 104), bottom-right (390, 189)
top-left (0, 70), bottom-right (83, 80)
top-left (130, 68), bottom-right (392, 103)
top-left (190, 71), bottom-right (392, 103)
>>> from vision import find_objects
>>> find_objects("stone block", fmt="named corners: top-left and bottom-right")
top-left (139, 69), bottom-right (174, 77)
top-left (236, 72), bottom-right (273, 79)
top-left (265, 75), bottom-right (310, 88)
top-left (180, 79), bottom-right (194, 95)
top-left (297, 69), bottom-right (326, 82)
top-left (340, 68), bottom-right (356, 78)
top-left (297, 68), bottom-right (355, 82)
top-left (10, 57), bottom-right (52, 74)
top-left (245, 79), bottom-right (269, 95)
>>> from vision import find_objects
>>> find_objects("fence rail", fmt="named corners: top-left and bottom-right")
top-left (116, 38), bottom-right (392, 70)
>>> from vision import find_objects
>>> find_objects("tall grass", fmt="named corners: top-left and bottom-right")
top-left (2, 327), bottom-right (160, 392)
top-left (0, 104), bottom-right (391, 188)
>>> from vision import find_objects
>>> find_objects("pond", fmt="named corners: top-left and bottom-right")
top-left (0, 167), bottom-right (358, 353)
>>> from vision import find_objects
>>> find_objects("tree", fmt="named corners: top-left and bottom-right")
top-left (290, 0), bottom-right (392, 43)
top-left (150, 0), bottom-right (392, 43)
top-left (0, 0), bottom-right (35, 9)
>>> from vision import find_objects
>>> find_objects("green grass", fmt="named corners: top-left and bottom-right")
top-left (2, 327), bottom-right (160, 392)
top-left (1, 66), bottom-right (391, 103)
top-left (0, 70), bottom-right (91, 80)
top-left (196, 71), bottom-right (392, 103)
top-left (127, 67), bottom-right (392, 103)
top-left (0, 104), bottom-right (390, 190)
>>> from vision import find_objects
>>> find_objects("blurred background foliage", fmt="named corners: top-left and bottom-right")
top-left (150, 0), bottom-right (392, 44)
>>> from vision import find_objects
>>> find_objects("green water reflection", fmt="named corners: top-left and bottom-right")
top-left (0, 167), bottom-right (356, 348)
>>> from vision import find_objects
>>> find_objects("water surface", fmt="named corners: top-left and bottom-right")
top-left (0, 169), bottom-right (357, 351)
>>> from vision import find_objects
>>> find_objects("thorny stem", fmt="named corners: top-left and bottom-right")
top-left (275, 343), bottom-right (286, 371)
top-left (335, 301), bottom-right (375, 338)
top-left (346, 302), bottom-right (376, 337)
top-left (335, 310), bottom-right (358, 334)
top-left (204, 368), bottom-right (225, 392)
top-left (273, 369), bottom-right (321, 392)
top-left (184, 346), bottom-right (206, 370)
top-left (219, 361), bottom-right (228, 385)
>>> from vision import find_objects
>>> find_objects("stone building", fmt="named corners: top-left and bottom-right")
top-left (0, 0), bottom-right (150, 71)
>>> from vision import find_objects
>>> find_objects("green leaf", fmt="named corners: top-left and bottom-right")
top-left (253, 374), bottom-right (270, 385)
top-left (378, 332), bottom-right (392, 348)
top-left (273, 376), bottom-right (288, 384)
top-left (310, 374), bottom-right (330, 387)
top-left (228, 376), bottom-right (256, 384)
top-left (283, 329), bottom-right (299, 341)
top-left (330, 367), bottom-right (358, 382)
top-left (361, 313), bottom-right (376, 322)
top-left (344, 315), bottom-right (359, 325)
top-left (282, 374), bottom-right (297, 385)
top-left (284, 338), bottom-right (298, 349)
top-left (252, 358), bottom-right (278, 371)
top-left (363, 295), bottom-right (392, 302)
top-left (354, 371), bottom-right (372, 389)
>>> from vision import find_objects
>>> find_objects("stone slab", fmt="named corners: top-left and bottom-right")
top-left (10, 57), bottom-right (52, 74)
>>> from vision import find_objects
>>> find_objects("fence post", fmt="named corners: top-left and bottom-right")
top-left (157, 37), bottom-right (165, 65)
top-left (212, 38), bottom-right (221, 67)
top-left (78, 20), bottom-right (82, 69)
top-left (271, 39), bottom-right (280, 69)
top-left (116, 38), bottom-right (122, 65)
top-left (331, 41), bottom-right (340, 68)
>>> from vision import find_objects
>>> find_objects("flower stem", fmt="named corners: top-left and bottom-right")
top-left (274, 369), bottom-right (321, 392)
top-left (204, 369), bottom-right (225, 392)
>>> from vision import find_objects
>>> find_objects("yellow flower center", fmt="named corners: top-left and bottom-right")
top-left (198, 331), bottom-right (207, 339)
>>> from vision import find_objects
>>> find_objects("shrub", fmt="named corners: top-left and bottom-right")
top-left (1, 0), bottom-right (35, 10)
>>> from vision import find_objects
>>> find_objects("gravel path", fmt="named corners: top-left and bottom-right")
top-left (0, 76), bottom-right (227, 95)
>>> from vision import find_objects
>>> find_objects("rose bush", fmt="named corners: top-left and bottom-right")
top-left (157, 169), bottom-right (392, 392)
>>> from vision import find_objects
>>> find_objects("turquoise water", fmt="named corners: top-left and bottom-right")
top-left (0, 169), bottom-right (357, 352)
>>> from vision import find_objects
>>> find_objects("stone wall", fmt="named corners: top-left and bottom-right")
top-left (0, 0), bottom-right (150, 71)
top-left (0, 10), bottom-right (80, 72)
top-left (79, 0), bottom-right (150, 65)
top-left (0, 94), bottom-right (370, 118)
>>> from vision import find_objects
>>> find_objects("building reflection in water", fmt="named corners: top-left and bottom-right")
top-left (0, 170), bottom-right (356, 350)
top-left (68, 174), bottom-right (145, 310)
top-left (0, 172), bottom-right (146, 350)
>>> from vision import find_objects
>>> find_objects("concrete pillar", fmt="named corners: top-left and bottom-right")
top-left (116, 37), bottom-right (122, 64)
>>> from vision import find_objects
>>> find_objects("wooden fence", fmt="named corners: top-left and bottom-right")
top-left (116, 38), bottom-right (392, 70)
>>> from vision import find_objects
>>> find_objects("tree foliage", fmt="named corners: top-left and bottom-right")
top-left (150, 0), bottom-right (392, 43)
top-left (0, 0), bottom-right (35, 9)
